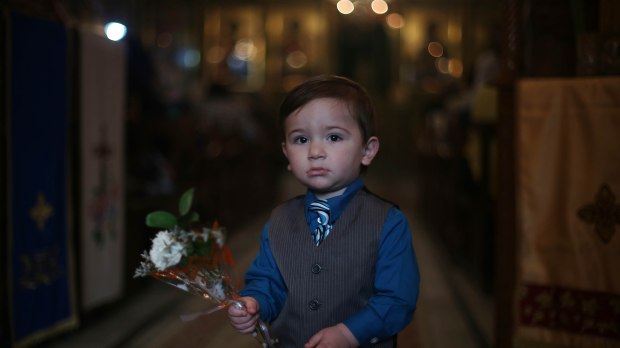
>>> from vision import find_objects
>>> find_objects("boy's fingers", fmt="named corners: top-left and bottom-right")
top-left (227, 305), bottom-right (247, 317)
top-left (229, 314), bottom-right (250, 324)
top-left (227, 297), bottom-right (261, 335)
top-left (238, 297), bottom-right (259, 315)
top-left (230, 314), bottom-right (259, 333)
top-left (304, 331), bottom-right (322, 348)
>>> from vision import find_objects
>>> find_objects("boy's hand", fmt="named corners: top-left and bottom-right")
top-left (304, 323), bottom-right (359, 348)
top-left (227, 296), bottom-right (260, 334)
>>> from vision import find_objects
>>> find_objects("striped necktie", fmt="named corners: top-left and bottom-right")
top-left (309, 199), bottom-right (332, 246)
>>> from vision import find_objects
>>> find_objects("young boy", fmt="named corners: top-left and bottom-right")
top-left (228, 75), bottom-right (420, 347)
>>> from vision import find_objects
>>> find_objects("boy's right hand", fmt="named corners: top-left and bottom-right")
top-left (227, 296), bottom-right (260, 334)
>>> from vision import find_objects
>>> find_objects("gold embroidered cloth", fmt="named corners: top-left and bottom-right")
top-left (515, 77), bottom-right (620, 347)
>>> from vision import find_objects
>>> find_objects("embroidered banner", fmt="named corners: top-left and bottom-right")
top-left (518, 283), bottom-right (620, 340)
top-left (515, 77), bottom-right (620, 347)
top-left (8, 12), bottom-right (78, 346)
top-left (79, 30), bottom-right (126, 310)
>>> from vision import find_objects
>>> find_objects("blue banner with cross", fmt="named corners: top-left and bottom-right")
top-left (8, 12), bottom-right (78, 346)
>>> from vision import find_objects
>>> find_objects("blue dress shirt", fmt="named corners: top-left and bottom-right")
top-left (240, 177), bottom-right (420, 345)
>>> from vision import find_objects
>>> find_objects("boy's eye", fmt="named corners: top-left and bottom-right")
top-left (293, 136), bottom-right (308, 144)
top-left (328, 134), bottom-right (342, 142)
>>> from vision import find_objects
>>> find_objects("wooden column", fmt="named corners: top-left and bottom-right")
top-left (494, 0), bottom-right (521, 346)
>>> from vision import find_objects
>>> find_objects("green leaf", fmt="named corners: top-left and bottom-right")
top-left (178, 188), bottom-right (195, 216)
top-left (177, 211), bottom-right (200, 230)
top-left (186, 211), bottom-right (200, 224)
top-left (145, 211), bottom-right (178, 229)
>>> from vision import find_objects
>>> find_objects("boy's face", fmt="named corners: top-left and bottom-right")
top-left (282, 97), bottom-right (379, 199)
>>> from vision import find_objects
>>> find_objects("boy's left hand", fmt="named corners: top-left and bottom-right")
top-left (304, 323), bottom-right (359, 348)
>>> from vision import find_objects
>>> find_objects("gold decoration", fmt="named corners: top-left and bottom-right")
top-left (577, 184), bottom-right (620, 243)
top-left (30, 192), bottom-right (54, 231)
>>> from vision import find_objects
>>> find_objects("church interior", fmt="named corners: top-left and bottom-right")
top-left (2, 0), bottom-right (619, 347)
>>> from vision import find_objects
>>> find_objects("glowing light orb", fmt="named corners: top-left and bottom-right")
top-left (104, 22), bottom-right (127, 41)
top-left (337, 0), bottom-right (355, 15)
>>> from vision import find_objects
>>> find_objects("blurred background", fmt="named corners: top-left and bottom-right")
top-left (2, 0), bottom-right (619, 347)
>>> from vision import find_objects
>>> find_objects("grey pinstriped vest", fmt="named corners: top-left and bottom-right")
top-left (269, 189), bottom-right (396, 347)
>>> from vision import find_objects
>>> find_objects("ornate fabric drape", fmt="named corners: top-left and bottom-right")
top-left (79, 30), bottom-right (126, 310)
top-left (514, 77), bottom-right (620, 347)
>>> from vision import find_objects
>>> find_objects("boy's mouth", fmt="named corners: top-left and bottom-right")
top-left (307, 167), bottom-right (328, 176)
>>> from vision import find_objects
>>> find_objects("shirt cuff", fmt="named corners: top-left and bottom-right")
top-left (342, 307), bottom-right (386, 345)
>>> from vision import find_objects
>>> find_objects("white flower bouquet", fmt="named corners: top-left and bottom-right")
top-left (134, 188), bottom-right (277, 347)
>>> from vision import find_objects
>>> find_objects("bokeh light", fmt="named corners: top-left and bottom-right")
top-left (177, 48), bottom-right (201, 69)
top-left (371, 0), bottom-right (388, 15)
top-left (386, 13), bottom-right (405, 29)
top-left (435, 57), bottom-right (450, 74)
top-left (337, 0), bottom-right (355, 15)
top-left (448, 58), bottom-right (463, 77)
top-left (286, 50), bottom-right (308, 69)
top-left (104, 22), bottom-right (127, 41)
top-left (233, 39), bottom-right (257, 61)
top-left (427, 41), bottom-right (444, 58)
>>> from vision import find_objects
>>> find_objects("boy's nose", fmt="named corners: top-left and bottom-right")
top-left (308, 142), bottom-right (326, 159)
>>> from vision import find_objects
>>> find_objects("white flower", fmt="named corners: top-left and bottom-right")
top-left (149, 230), bottom-right (187, 270)
top-left (200, 227), bottom-right (211, 242)
top-left (133, 251), bottom-right (155, 278)
top-left (210, 228), bottom-right (225, 248)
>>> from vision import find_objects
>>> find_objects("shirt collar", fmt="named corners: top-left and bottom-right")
top-left (304, 177), bottom-right (364, 225)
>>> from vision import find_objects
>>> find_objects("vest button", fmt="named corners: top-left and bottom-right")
top-left (311, 263), bottom-right (323, 274)
top-left (308, 298), bottom-right (321, 310)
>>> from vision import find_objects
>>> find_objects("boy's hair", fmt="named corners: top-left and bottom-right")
top-left (278, 75), bottom-right (376, 142)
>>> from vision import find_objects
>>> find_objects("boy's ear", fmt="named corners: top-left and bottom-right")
top-left (281, 142), bottom-right (291, 170)
top-left (361, 137), bottom-right (380, 166)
